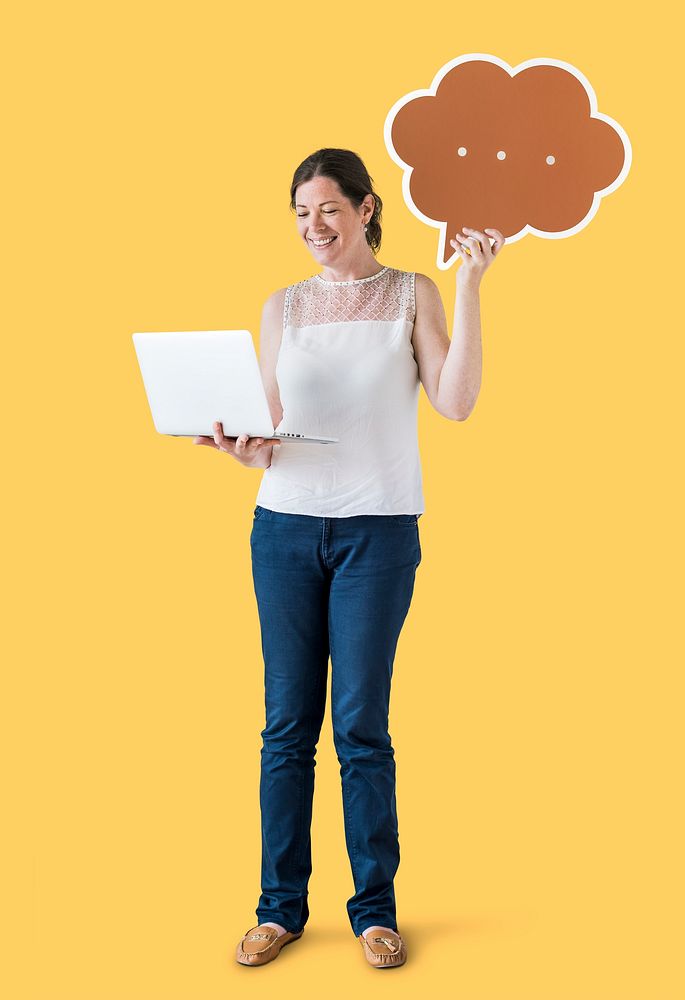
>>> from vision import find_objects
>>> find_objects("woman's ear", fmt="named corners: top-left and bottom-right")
top-left (362, 194), bottom-right (375, 223)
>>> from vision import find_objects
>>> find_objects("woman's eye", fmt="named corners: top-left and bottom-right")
top-left (297, 211), bottom-right (337, 217)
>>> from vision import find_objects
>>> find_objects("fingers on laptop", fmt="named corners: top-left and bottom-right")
top-left (235, 434), bottom-right (267, 452)
top-left (211, 423), bottom-right (267, 453)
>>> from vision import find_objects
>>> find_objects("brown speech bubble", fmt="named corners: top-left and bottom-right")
top-left (384, 54), bottom-right (632, 269)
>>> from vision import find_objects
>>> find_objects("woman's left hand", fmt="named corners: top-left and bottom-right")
top-left (450, 227), bottom-right (505, 286)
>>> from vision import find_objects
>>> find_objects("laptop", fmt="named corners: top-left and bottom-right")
top-left (132, 330), bottom-right (338, 444)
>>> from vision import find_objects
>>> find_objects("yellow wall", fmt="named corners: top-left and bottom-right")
top-left (5, 1), bottom-right (682, 997)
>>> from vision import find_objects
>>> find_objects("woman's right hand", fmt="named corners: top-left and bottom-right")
top-left (193, 421), bottom-right (279, 468)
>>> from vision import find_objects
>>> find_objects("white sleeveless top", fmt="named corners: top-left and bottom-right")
top-left (255, 265), bottom-right (425, 517)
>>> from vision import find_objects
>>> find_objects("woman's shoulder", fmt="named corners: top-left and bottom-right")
top-left (260, 288), bottom-right (290, 339)
top-left (389, 267), bottom-right (436, 293)
top-left (413, 272), bottom-right (443, 305)
top-left (413, 271), bottom-right (438, 288)
top-left (266, 276), bottom-right (316, 304)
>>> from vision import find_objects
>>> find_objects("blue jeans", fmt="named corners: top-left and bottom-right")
top-left (249, 505), bottom-right (422, 938)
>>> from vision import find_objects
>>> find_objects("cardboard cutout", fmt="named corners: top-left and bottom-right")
top-left (384, 54), bottom-right (632, 269)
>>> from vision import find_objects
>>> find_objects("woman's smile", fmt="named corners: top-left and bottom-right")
top-left (310, 235), bottom-right (338, 248)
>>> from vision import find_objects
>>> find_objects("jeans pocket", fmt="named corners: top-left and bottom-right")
top-left (253, 505), bottom-right (265, 521)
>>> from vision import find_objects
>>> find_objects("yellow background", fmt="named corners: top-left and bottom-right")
top-left (5, 1), bottom-right (683, 997)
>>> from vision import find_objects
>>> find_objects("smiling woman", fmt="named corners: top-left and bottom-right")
top-left (232, 150), bottom-right (419, 969)
top-left (230, 147), bottom-right (504, 969)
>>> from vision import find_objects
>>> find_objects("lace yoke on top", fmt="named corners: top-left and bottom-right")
top-left (284, 266), bottom-right (416, 330)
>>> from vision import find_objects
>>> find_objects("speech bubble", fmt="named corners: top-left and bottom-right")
top-left (384, 54), bottom-right (632, 269)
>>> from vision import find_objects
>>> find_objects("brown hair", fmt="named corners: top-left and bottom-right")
top-left (289, 148), bottom-right (383, 255)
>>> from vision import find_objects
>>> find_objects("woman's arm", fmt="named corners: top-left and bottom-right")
top-left (252, 289), bottom-right (287, 468)
top-left (412, 227), bottom-right (505, 420)
top-left (437, 275), bottom-right (482, 421)
top-left (412, 272), bottom-right (481, 421)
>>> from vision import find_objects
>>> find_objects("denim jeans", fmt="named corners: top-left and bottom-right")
top-left (249, 505), bottom-right (422, 938)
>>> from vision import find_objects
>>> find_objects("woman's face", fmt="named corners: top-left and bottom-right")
top-left (295, 175), bottom-right (373, 264)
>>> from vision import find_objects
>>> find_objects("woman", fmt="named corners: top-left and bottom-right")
top-left (194, 148), bottom-right (504, 968)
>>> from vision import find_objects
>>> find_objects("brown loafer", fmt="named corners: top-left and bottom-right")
top-left (236, 924), bottom-right (303, 966)
top-left (358, 929), bottom-right (407, 968)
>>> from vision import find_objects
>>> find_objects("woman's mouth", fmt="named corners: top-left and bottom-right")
top-left (310, 236), bottom-right (338, 248)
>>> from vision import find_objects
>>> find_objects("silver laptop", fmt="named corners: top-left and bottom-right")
top-left (132, 330), bottom-right (338, 444)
